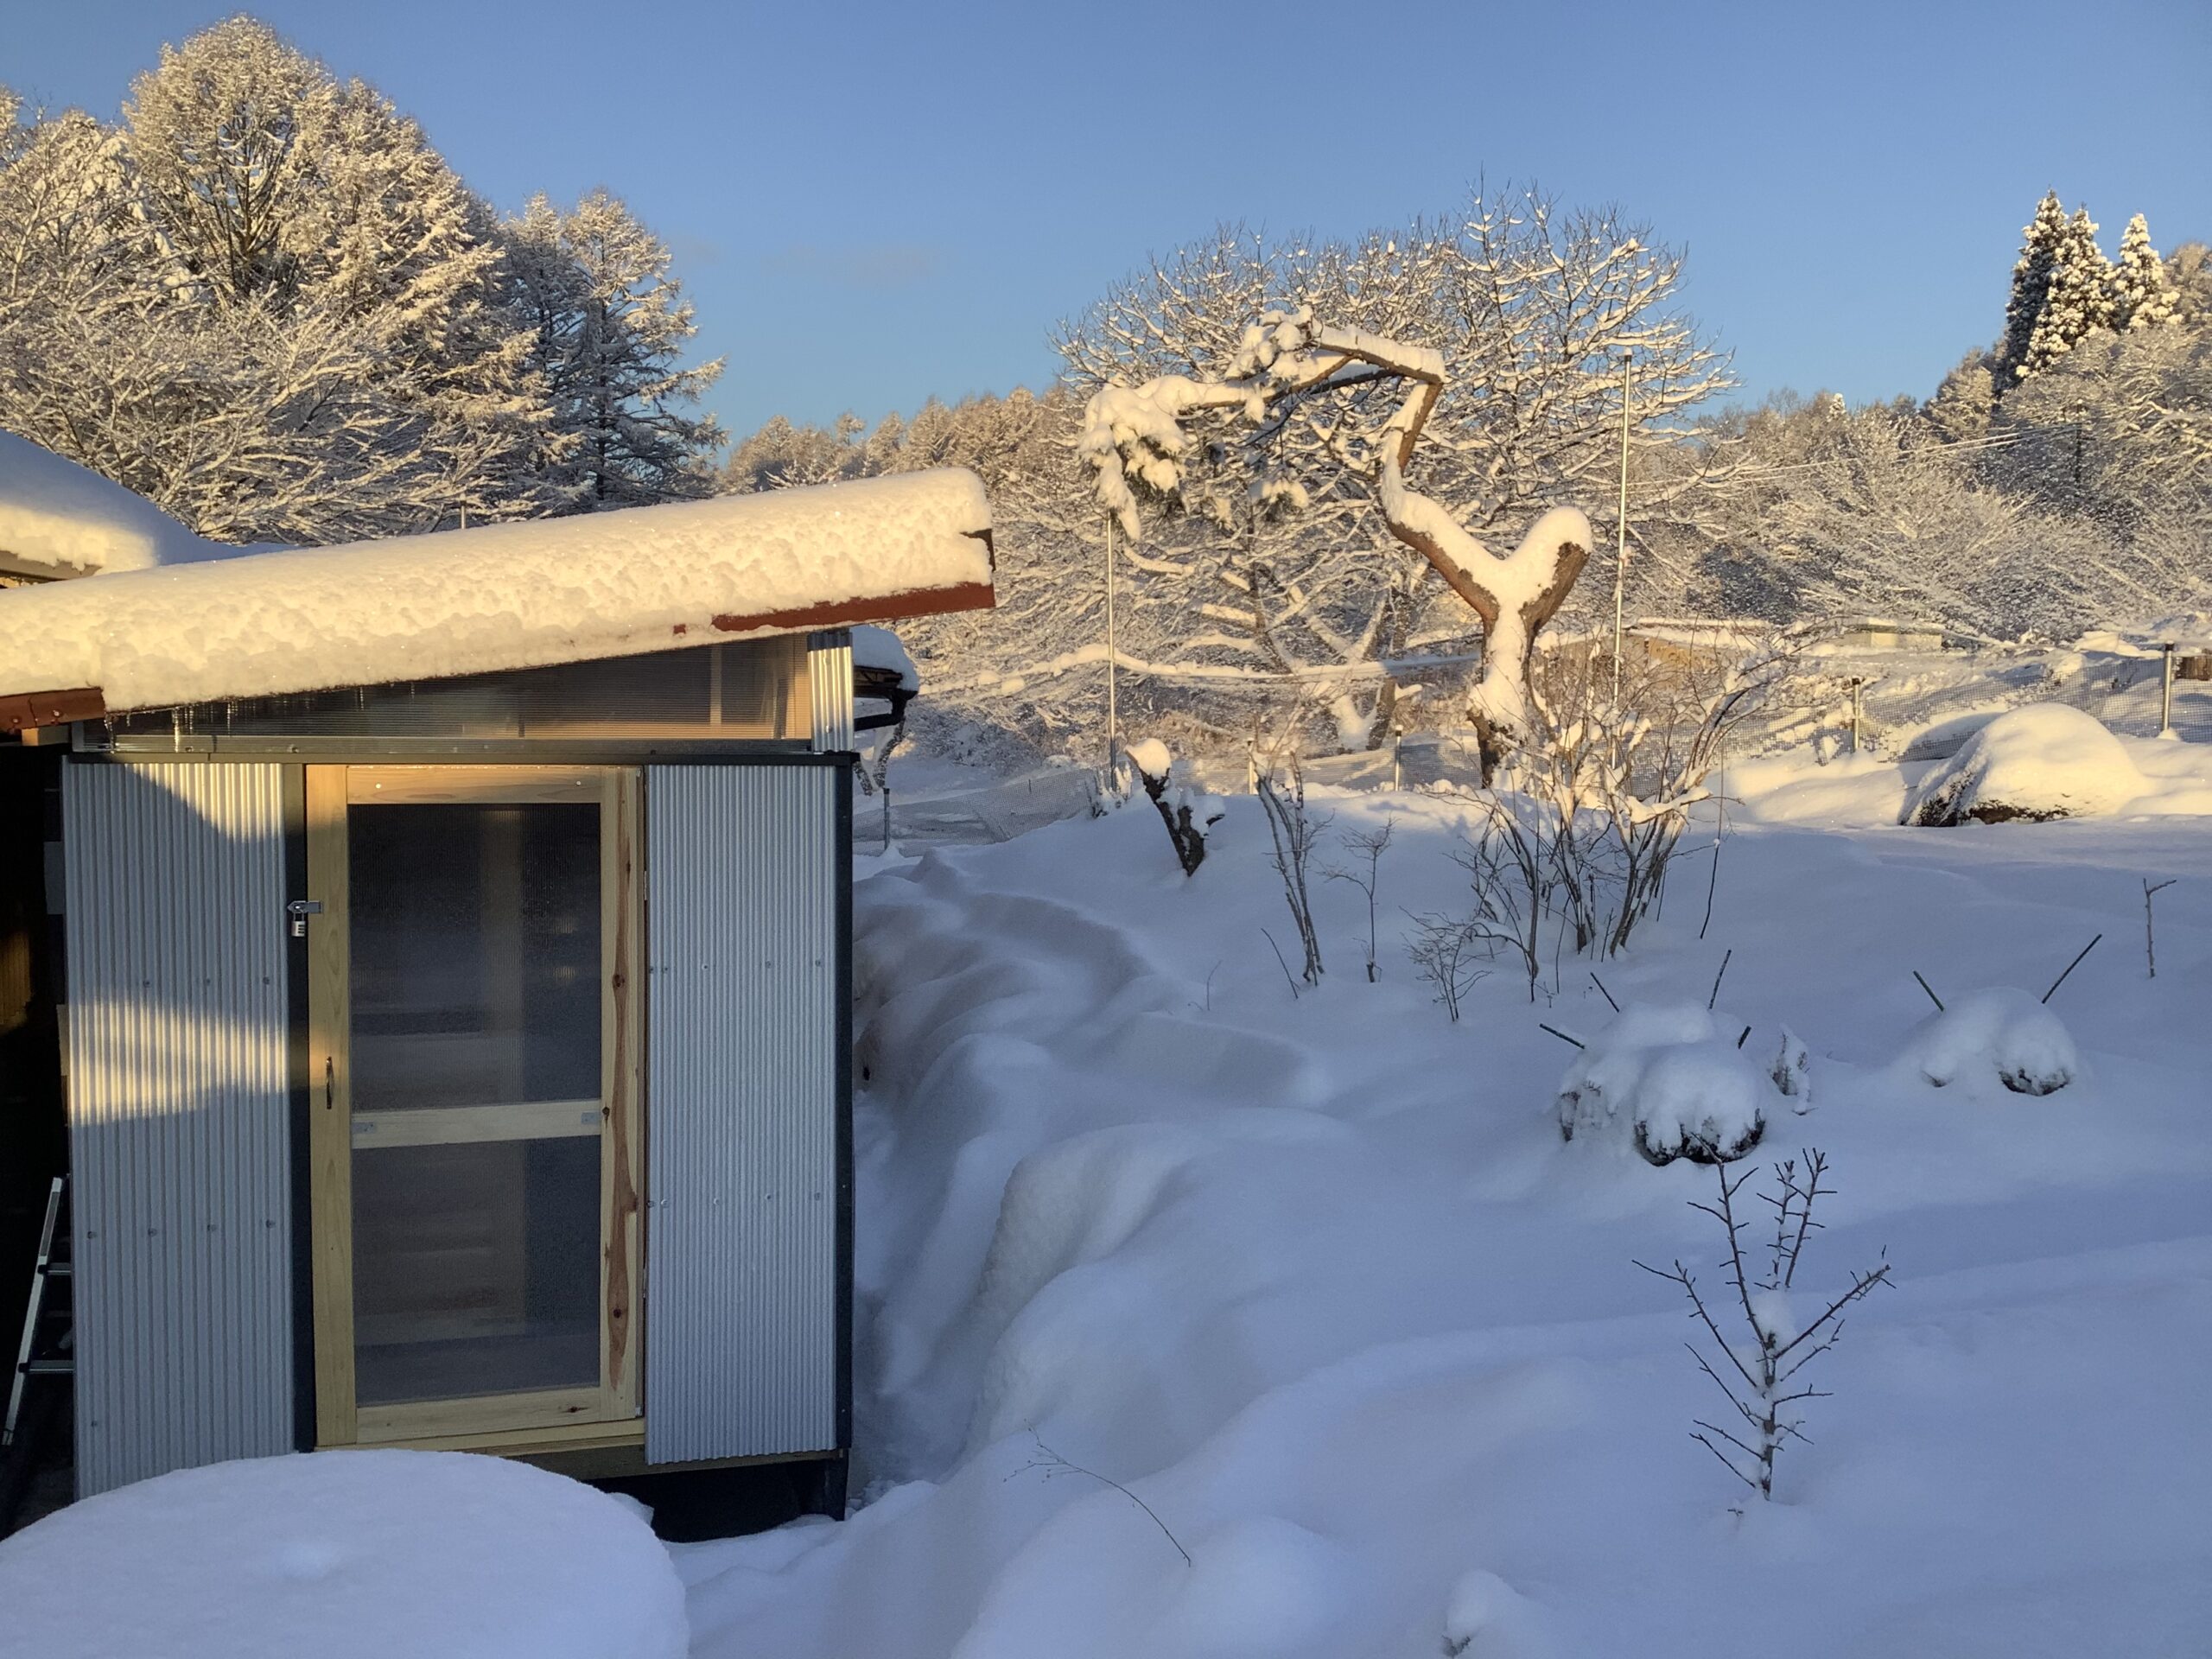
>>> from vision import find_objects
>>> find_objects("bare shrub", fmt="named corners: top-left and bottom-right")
top-left (1255, 746), bottom-right (1328, 985)
top-left (1325, 821), bottom-right (1394, 982)
top-left (1636, 1149), bottom-right (1891, 1502)
top-left (1404, 912), bottom-right (1487, 1020)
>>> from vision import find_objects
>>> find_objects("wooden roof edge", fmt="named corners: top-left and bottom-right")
top-left (1, 685), bottom-right (105, 735)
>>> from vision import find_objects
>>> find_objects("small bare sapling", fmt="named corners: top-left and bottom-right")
top-left (1255, 747), bottom-right (1328, 985)
top-left (2144, 879), bottom-right (2176, 979)
top-left (1326, 821), bottom-right (1395, 982)
top-left (1405, 912), bottom-right (1488, 1021)
top-left (1014, 1433), bottom-right (1189, 1566)
top-left (1637, 1150), bottom-right (1891, 1501)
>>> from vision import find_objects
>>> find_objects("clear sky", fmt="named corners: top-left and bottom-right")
top-left (10, 0), bottom-right (2209, 442)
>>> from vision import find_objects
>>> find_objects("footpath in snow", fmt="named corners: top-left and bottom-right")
top-left (678, 779), bottom-right (2212, 1659)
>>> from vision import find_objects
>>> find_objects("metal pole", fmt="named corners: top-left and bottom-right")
top-left (1105, 512), bottom-right (1120, 789)
top-left (2160, 641), bottom-right (2176, 739)
top-left (1611, 353), bottom-right (1631, 706)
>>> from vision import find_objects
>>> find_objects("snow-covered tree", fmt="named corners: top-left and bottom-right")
top-left (111, 17), bottom-right (554, 540)
top-left (0, 20), bottom-right (586, 544)
top-left (2108, 213), bottom-right (2179, 333)
top-left (1080, 302), bottom-right (1596, 773)
top-left (504, 189), bottom-right (723, 511)
top-left (1999, 192), bottom-right (2070, 385)
top-left (2017, 207), bottom-right (2114, 383)
top-left (1058, 191), bottom-right (1729, 757)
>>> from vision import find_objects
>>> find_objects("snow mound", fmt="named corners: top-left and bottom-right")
top-left (1125, 737), bottom-right (1174, 780)
top-left (0, 431), bottom-right (227, 578)
top-left (1554, 1003), bottom-right (1805, 1166)
top-left (1895, 987), bottom-right (2079, 1096)
top-left (1904, 704), bottom-right (2145, 825)
top-left (0, 1450), bottom-right (687, 1659)
top-left (0, 467), bottom-right (992, 713)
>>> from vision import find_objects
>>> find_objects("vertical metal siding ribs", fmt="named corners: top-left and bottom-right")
top-left (61, 760), bottom-right (294, 1494)
top-left (808, 631), bottom-right (855, 753)
top-left (644, 765), bottom-right (839, 1463)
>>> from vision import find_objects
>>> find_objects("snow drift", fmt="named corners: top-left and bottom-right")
top-left (0, 1449), bottom-right (687, 1659)
top-left (1904, 703), bottom-right (2146, 825)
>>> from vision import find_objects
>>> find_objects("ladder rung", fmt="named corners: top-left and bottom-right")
top-left (22, 1360), bottom-right (73, 1376)
top-left (41, 1262), bottom-right (70, 1278)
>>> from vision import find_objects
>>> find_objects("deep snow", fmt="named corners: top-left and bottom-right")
top-left (0, 1449), bottom-right (687, 1658)
top-left (677, 753), bottom-right (2212, 1658)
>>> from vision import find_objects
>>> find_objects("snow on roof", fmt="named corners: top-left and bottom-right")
top-left (0, 469), bottom-right (994, 717)
top-left (0, 432), bottom-right (235, 579)
top-left (852, 623), bottom-right (919, 693)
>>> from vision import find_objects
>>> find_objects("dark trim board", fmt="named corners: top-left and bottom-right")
top-left (836, 760), bottom-right (854, 1459)
top-left (282, 766), bottom-right (316, 1452)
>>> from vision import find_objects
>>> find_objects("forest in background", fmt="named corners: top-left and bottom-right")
top-left (4, 18), bottom-right (2208, 762)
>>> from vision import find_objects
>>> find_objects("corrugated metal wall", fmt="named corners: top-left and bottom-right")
top-left (60, 760), bottom-right (295, 1494)
top-left (644, 764), bottom-right (842, 1464)
top-left (808, 630), bottom-right (855, 752)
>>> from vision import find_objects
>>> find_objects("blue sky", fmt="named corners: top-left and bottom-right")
top-left (10, 0), bottom-right (2209, 441)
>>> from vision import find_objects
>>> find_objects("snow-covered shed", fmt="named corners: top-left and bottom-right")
top-left (0, 464), bottom-right (993, 1529)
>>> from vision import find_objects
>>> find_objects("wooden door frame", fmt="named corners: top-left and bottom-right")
top-left (306, 763), bottom-right (643, 1449)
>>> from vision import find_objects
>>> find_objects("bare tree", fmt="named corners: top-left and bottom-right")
top-left (1636, 1151), bottom-right (1891, 1502)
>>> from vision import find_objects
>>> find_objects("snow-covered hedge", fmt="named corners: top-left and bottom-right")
top-left (1903, 703), bottom-right (2145, 825)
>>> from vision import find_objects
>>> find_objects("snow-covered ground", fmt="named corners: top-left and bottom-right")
top-left (675, 724), bottom-right (2212, 1657)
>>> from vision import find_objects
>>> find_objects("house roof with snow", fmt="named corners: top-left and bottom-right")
top-left (0, 459), bottom-right (992, 729)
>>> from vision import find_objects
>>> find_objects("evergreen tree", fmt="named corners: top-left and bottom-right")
top-left (2018, 207), bottom-right (2113, 382)
top-left (504, 189), bottom-right (723, 512)
top-left (2109, 213), bottom-right (2178, 332)
top-left (2000, 192), bottom-right (2069, 384)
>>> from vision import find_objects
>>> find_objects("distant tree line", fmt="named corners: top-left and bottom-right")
top-left (0, 16), bottom-right (721, 545)
top-left (726, 191), bottom-right (2212, 761)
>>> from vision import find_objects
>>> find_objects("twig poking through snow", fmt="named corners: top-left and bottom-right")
top-left (2042, 933), bottom-right (2101, 1005)
top-left (1538, 1022), bottom-right (1587, 1050)
top-left (1590, 972), bottom-right (1621, 1012)
top-left (1261, 929), bottom-right (1302, 1001)
top-left (2145, 880), bottom-right (2177, 979)
top-left (1014, 1435), bottom-right (1191, 1567)
top-left (1912, 970), bottom-right (1947, 1013)
top-left (1707, 949), bottom-right (1732, 1012)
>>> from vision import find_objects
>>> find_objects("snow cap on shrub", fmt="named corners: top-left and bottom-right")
top-left (1554, 1002), bottom-right (1799, 1166)
top-left (1895, 985), bottom-right (2078, 1096)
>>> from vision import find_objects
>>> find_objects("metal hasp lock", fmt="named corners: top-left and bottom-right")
top-left (286, 899), bottom-right (323, 938)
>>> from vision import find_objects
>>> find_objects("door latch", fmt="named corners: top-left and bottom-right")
top-left (286, 899), bottom-right (323, 938)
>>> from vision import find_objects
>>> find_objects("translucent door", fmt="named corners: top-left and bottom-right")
top-left (307, 767), bottom-right (640, 1446)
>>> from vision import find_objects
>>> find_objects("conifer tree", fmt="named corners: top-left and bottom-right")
top-left (2018, 206), bottom-right (2113, 382)
top-left (2109, 213), bottom-right (2179, 332)
top-left (504, 189), bottom-right (723, 511)
top-left (2000, 192), bottom-right (2069, 384)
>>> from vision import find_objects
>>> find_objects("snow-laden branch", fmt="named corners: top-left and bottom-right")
top-left (1078, 304), bottom-right (1591, 751)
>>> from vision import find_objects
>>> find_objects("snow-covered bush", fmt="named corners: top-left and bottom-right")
top-left (1554, 1003), bottom-right (1808, 1166)
top-left (1895, 986), bottom-right (2078, 1096)
top-left (1903, 703), bottom-right (2146, 825)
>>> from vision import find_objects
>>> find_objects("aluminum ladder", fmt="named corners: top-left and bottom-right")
top-left (1, 1176), bottom-right (72, 1534)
